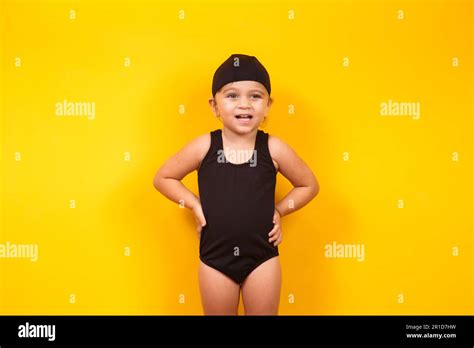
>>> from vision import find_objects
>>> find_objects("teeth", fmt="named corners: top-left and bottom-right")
top-left (236, 114), bottom-right (252, 118)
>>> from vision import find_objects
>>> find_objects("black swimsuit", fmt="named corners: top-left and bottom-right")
top-left (198, 128), bottom-right (279, 285)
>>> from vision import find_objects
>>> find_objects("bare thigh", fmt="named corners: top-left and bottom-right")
top-left (241, 256), bottom-right (281, 315)
top-left (198, 260), bottom-right (241, 315)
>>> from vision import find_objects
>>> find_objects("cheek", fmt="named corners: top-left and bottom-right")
top-left (221, 102), bottom-right (236, 114)
top-left (254, 101), bottom-right (268, 112)
top-left (214, 99), bottom-right (230, 113)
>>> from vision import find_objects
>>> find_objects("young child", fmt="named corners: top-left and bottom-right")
top-left (153, 54), bottom-right (319, 315)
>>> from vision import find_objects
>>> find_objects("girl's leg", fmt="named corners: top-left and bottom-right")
top-left (241, 256), bottom-right (281, 315)
top-left (198, 260), bottom-right (241, 315)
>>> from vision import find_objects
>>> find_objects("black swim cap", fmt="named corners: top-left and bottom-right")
top-left (212, 54), bottom-right (271, 97)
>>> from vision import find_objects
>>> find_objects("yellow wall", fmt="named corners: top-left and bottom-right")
top-left (1, 0), bottom-right (472, 314)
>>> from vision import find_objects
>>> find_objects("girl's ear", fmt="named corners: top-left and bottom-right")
top-left (208, 97), bottom-right (219, 116)
top-left (268, 97), bottom-right (273, 107)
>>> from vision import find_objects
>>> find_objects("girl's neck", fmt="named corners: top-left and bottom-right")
top-left (222, 127), bottom-right (258, 148)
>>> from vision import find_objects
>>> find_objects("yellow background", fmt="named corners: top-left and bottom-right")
top-left (1, 0), bottom-right (472, 314)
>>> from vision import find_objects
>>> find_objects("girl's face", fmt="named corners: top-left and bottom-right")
top-left (209, 80), bottom-right (273, 134)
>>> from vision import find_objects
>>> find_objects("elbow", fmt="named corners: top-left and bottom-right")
top-left (153, 171), bottom-right (163, 192)
top-left (153, 177), bottom-right (160, 192)
top-left (315, 185), bottom-right (320, 198)
top-left (310, 177), bottom-right (320, 199)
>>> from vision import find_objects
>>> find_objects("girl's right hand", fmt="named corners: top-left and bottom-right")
top-left (192, 203), bottom-right (207, 239)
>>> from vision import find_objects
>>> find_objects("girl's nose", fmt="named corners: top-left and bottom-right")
top-left (238, 97), bottom-right (251, 107)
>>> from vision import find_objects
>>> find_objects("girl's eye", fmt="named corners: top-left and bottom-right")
top-left (226, 93), bottom-right (261, 99)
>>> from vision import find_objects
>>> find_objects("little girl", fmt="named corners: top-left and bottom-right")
top-left (153, 54), bottom-right (319, 315)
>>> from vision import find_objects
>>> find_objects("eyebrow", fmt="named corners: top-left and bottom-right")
top-left (222, 87), bottom-right (265, 93)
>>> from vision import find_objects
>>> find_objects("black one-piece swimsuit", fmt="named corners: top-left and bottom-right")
top-left (197, 128), bottom-right (279, 285)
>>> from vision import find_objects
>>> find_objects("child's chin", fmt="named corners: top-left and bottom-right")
top-left (227, 122), bottom-right (258, 131)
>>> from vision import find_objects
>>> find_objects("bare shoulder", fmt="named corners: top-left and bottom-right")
top-left (268, 133), bottom-right (318, 188)
top-left (185, 132), bottom-right (211, 168)
top-left (157, 132), bottom-right (211, 180)
top-left (188, 132), bottom-right (211, 155)
top-left (268, 134), bottom-right (295, 159)
top-left (268, 134), bottom-right (295, 172)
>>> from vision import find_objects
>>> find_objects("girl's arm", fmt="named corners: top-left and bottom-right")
top-left (153, 134), bottom-right (210, 210)
top-left (268, 135), bottom-right (320, 217)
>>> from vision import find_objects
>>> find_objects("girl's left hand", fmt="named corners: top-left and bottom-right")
top-left (268, 208), bottom-right (282, 246)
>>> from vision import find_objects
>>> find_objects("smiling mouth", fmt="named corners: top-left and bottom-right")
top-left (235, 114), bottom-right (253, 119)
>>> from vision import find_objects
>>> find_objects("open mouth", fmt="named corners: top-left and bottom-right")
top-left (235, 114), bottom-right (253, 119)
